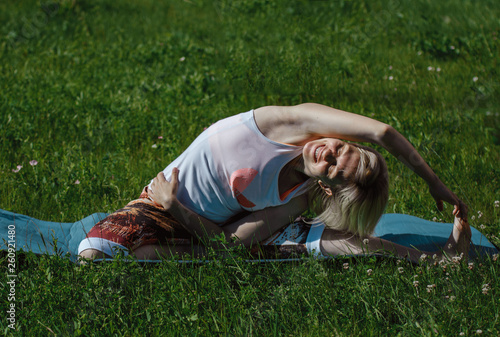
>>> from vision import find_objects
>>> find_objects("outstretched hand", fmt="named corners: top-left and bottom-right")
top-left (429, 181), bottom-right (468, 220)
top-left (148, 168), bottom-right (179, 210)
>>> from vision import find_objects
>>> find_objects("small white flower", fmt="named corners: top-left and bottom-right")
top-left (436, 67), bottom-right (441, 72)
top-left (492, 254), bottom-right (498, 262)
top-left (471, 215), bottom-right (476, 220)
top-left (398, 267), bottom-right (404, 274)
top-left (468, 262), bottom-right (474, 270)
top-left (388, 66), bottom-right (393, 70)
top-left (476, 330), bottom-right (482, 334)
top-left (179, 56), bottom-right (186, 62)
top-left (432, 254), bottom-right (438, 260)
top-left (450, 295), bottom-right (456, 301)
top-left (367, 269), bottom-right (373, 276)
top-left (480, 224), bottom-right (485, 230)
top-left (388, 76), bottom-right (394, 80)
top-left (432, 217), bottom-right (438, 221)
top-left (420, 254), bottom-right (428, 261)
top-left (12, 165), bottom-right (23, 173)
top-left (151, 144), bottom-right (158, 148)
top-left (363, 239), bottom-right (369, 245)
top-left (494, 200), bottom-right (499, 208)
top-left (413, 280), bottom-right (419, 288)
top-left (343, 262), bottom-right (349, 270)
top-left (478, 211), bottom-right (483, 218)
top-left (74, 180), bottom-right (80, 185)
top-left (29, 160), bottom-right (38, 166)
top-left (427, 66), bottom-right (434, 71)
top-left (473, 76), bottom-right (479, 82)
top-left (452, 256), bottom-right (461, 263)
top-left (450, 45), bottom-right (455, 50)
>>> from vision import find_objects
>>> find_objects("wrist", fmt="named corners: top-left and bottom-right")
top-left (426, 173), bottom-right (441, 187)
top-left (165, 198), bottom-right (180, 211)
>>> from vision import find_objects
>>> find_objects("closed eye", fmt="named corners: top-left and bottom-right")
top-left (338, 144), bottom-right (344, 156)
top-left (328, 162), bottom-right (336, 177)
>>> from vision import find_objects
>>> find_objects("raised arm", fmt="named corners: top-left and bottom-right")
top-left (255, 103), bottom-right (467, 218)
top-left (148, 169), bottom-right (308, 248)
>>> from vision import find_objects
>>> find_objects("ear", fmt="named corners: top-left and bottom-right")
top-left (318, 180), bottom-right (333, 196)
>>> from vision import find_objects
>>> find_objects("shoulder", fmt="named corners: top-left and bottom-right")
top-left (253, 104), bottom-right (319, 145)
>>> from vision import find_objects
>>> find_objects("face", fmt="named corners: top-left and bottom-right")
top-left (302, 138), bottom-right (361, 192)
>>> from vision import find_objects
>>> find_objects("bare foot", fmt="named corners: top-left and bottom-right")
top-left (443, 216), bottom-right (472, 260)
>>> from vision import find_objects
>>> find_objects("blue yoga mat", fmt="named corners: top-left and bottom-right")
top-left (0, 209), bottom-right (497, 262)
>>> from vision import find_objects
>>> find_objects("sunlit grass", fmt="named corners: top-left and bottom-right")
top-left (0, 0), bottom-right (499, 335)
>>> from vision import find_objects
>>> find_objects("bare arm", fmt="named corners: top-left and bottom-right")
top-left (254, 103), bottom-right (390, 144)
top-left (148, 169), bottom-right (308, 248)
top-left (255, 103), bottom-right (467, 218)
top-left (378, 126), bottom-right (466, 218)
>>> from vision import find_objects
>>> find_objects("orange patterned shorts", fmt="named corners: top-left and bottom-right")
top-left (85, 188), bottom-right (194, 251)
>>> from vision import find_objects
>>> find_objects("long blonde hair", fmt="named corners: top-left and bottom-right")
top-left (309, 144), bottom-right (389, 237)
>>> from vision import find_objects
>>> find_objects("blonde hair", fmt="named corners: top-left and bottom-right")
top-left (309, 144), bottom-right (389, 237)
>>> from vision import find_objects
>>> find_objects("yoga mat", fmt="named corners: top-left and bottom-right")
top-left (0, 209), bottom-right (497, 262)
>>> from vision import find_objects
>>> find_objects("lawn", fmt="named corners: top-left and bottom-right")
top-left (1, 0), bottom-right (499, 335)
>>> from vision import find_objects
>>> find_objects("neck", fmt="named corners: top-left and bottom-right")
top-left (289, 155), bottom-right (305, 173)
top-left (279, 155), bottom-right (310, 195)
top-left (286, 155), bottom-right (309, 182)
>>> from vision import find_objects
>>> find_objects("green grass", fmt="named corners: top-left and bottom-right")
top-left (0, 0), bottom-right (499, 335)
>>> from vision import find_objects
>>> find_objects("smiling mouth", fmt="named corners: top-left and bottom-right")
top-left (314, 146), bottom-right (323, 162)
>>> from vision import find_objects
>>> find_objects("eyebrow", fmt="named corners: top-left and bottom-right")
top-left (340, 144), bottom-right (348, 157)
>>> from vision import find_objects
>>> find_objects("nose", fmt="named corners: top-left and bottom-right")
top-left (324, 152), bottom-right (336, 164)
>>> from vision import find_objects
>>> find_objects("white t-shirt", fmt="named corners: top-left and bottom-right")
top-left (150, 110), bottom-right (310, 224)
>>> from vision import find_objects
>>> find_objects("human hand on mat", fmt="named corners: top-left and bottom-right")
top-left (429, 181), bottom-right (468, 220)
top-left (149, 168), bottom-right (179, 210)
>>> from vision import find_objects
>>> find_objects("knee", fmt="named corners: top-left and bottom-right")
top-left (78, 248), bottom-right (110, 262)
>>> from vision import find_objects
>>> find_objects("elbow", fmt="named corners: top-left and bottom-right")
top-left (374, 123), bottom-right (395, 145)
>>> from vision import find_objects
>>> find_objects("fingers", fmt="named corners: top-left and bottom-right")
top-left (171, 168), bottom-right (179, 194)
top-left (153, 169), bottom-right (179, 183)
top-left (436, 199), bottom-right (444, 211)
top-left (458, 200), bottom-right (468, 220)
top-left (452, 201), bottom-right (468, 221)
top-left (171, 167), bottom-right (179, 183)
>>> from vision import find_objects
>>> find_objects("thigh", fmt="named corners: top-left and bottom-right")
top-left (84, 197), bottom-right (194, 253)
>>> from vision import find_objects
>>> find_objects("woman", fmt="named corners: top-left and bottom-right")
top-left (78, 103), bottom-right (469, 261)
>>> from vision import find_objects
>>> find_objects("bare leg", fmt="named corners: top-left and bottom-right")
top-left (442, 216), bottom-right (472, 260)
top-left (320, 215), bottom-right (471, 263)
